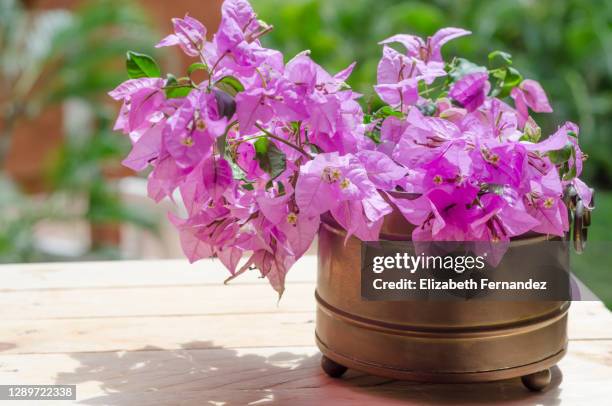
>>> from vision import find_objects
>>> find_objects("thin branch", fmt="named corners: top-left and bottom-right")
top-left (254, 123), bottom-right (313, 159)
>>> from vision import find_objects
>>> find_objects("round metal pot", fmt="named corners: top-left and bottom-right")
top-left (315, 206), bottom-right (569, 391)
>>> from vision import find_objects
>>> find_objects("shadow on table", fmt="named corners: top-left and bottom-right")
top-left (54, 341), bottom-right (563, 406)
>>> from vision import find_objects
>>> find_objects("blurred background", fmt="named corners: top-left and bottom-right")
top-left (0, 0), bottom-right (610, 302)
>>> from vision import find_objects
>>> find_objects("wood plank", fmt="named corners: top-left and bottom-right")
top-left (0, 284), bottom-right (316, 320)
top-left (0, 313), bottom-right (316, 355)
top-left (0, 257), bottom-right (318, 291)
top-left (0, 275), bottom-right (610, 340)
top-left (0, 341), bottom-right (610, 405)
top-left (0, 303), bottom-right (609, 356)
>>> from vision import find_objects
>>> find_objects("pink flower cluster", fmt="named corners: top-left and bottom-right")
top-left (110, 0), bottom-right (593, 294)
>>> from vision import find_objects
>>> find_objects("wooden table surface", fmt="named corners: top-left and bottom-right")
top-left (1, 257), bottom-right (611, 405)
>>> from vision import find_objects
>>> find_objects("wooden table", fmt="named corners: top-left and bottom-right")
top-left (1, 258), bottom-right (611, 405)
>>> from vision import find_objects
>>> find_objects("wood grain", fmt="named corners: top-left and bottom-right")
top-left (0, 257), bottom-right (317, 291)
top-left (0, 258), bottom-right (611, 405)
top-left (0, 342), bottom-right (610, 405)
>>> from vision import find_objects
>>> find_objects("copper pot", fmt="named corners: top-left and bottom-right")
top-left (315, 205), bottom-right (570, 391)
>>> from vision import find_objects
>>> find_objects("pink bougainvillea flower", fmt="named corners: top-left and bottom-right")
top-left (375, 79), bottom-right (420, 108)
top-left (212, 0), bottom-right (283, 72)
top-left (201, 156), bottom-right (234, 202)
top-left (526, 122), bottom-right (586, 184)
top-left (470, 139), bottom-right (528, 188)
top-left (379, 27), bottom-right (470, 63)
top-left (393, 108), bottom-right (463, 169)
top-left (331, 199), bottom-right (386, 242)
top-left (108, 78), bottom-right (166, 134)
top-left (449, 72), bottom-right (489, 112)
top-left (524, 170), bottom-right (569, 236)
top-left (257, 189), bottom-right (320, 258)
top-left (296, 152), bottom-right (391, 240)
top-left (390, 186), bottom-right (479, 242)
top-left (157, 15), bottom-right (207, 57)
top-left (356, 150), bottom-right (407, 190)
top-left (428, 28), bottom-right (472, 62)
top-left (111, 7), bottom-right (593, 296)
top-left (222, 0), bottom-right (259, 28)
top-left (573, 178), bottom-right (594, 209)
top-left (146, 155), bottom-right (186, 203)
top-left (295, 153), bottom-right (365, 216)
top-left (511, 79), bottom-right (553, 126)
top-left (375, 46), bottom-right (445, 108)
top-left (164, 90), bottom-right (227, 168)
top-left (471, 194), bottom-right (540, 241)
top-left (121, 122), bottom-right (164, 171)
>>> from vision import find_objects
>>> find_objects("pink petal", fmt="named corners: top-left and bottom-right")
top-left (520, 80), bottom-right (553, 113)
top-left (510, 87), bottom-right (530, 127)
top-left (430, 27), bottom-right (471, 62)
top-left (235, 90), bottom-right (274, 134)
top-left (387, 193), bottom-right (433, 225)
top-left (155, 34), bottom-right (180, 49)
top-left (331, 200), bottom-right (383, 242)
top-left (108, 78), bottom-right (165, 100)
top-left (122, 123), bottom-right (163, 171)
top-left (379, 34), bottom-right (423, 56)
top-left (356, 150), bottom-right (406, 190)
top-left (147, 156), bottom-right (183, 203)
top-left (202, 156), bottom-right (233, 201)
top-left (218, 246), bottom-right (243, 274)
top-left (334, 62), bottom-right (357, 82)
top-left (573, 178), bottom-right (594, 209)
top-left (256, 194), bottom-right (290, 225)
top-left (169, 213), bottom-right (214, 263)
top-left (281, 214), bottom-right (320, 258)
top-left (449, 72), bottom-right (489, 112)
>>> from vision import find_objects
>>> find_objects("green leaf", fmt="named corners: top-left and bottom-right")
top-left (164, 73), bottom-right (194, 99)
top-left (374, 106), bottom-right (403, 120)
top-left (488, 50), bottom-right (513, 67)
top-left (503, 67), bottom-right (523, 87)
top-left (448, 58), bottom-right (487, 82)
top-left (188, 62), bottom-right (208, 77)
top-left (230, 161), bottom-right (247, 180)
top-left (254, 138), bottom-right (287, 180)
top-left (165, 86), bottom-right (193, 99)
top-left (562, 164), bottom-right (578, 182)
top-left (365, 130), bottom-right (381, 144)
top-left (126, 51), bottom-right (161, 79)
top-left (217, 133), bottom-right (227, 157)
top-left (549, 143), bottom-right (574, 164)
top-left (494, 67), bottom-right (524, 98)
top-left (277, 181), bottom-right (286, 196)
top-left (215, 76), bottom-right (245, 96)
top-left (254, 137), bottom-right (269, 155)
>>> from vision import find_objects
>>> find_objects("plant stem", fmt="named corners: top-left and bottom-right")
top-left (210, 51), bottom-right (230, 77)
top-left (254, 123), bottom-right (313, 159)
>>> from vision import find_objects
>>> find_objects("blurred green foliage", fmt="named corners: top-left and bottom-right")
top-left (254, 0), bottom-right (612, 188)
top-left (572, 190), bottom-right (612, 307)
top-left (0, 0), bottom-right (158, 262)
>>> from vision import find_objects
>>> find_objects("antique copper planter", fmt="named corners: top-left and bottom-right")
top-left (315, 208), bottom-right (569, 391)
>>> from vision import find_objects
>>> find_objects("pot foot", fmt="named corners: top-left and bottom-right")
top-left (521, 368), bottom-right (552, 391)
top-left (321, 355), bottom-right (348, 378)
